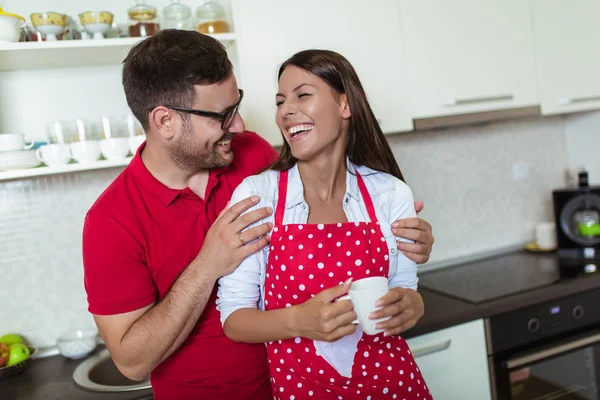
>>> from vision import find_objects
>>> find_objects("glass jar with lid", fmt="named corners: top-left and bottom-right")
top-left (162, 0), bottom-right (192, 30)
top-left (195, 1), bottom-right (229, 34)
top-left (128, 0), bottom-right (160, 37)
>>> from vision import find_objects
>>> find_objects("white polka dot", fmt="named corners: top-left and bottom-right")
top-left (388, 366), bottom-right (392, 371)
top-left (298, 225), bottom-right (303, 230)
top-left (363, 351), bottom-right (369, 357)
top-left (299, 284), bottom-right (305, 291)
top-left (298, 244), bottom-right (304, 250)
top-left (355, 259), bottom-right (362, 266)
top-left (290, 276), bottom-right (295, 281)
top-left (299, 265), bottom-right (304, 270)
top-left (308, 233), bottom-right (313, 238)
top-left (308, 254), bottom-right (314, 259)
top-left (290, 256), bottom-right (294, 260)
top-left (293, 294), bottom-right (298, 299)
top-left (281, 265), bottom-right (286, 271)
top-left (307, 367), bottom-right (311, 372)
top-left (274, 349), bottom-right (278, 354)
top-left (336, 242), bottom-right (342, 247)
top-left (328, 233), bottom-right (333, 238)
top-left (273, 227), bottom-right (279, 232)
top-left (354, 222), bottom-right (360, 227)
top-left (318, 243), bottom-right (323, 248)
top-left (305, 347), bottom-right (309, 352)
top-left (387, 343), bottom-right (391, 349)
top-left (285, 303), bottom-right (291, 307)
top-left (371, 229), bottom-right (376, 234)
top-left (295, 337), bottom-right (301, 344)
top-left (408, 387), bottom-right (412, 392)
top-left (400, 370), bottom-right (404, 375)
top-left (377, 247), bottom-right (381, 252)
top-left (286, 375), bottom-right (291, 380)
top-left (318, 224), bottom-right (324, 230)
top-left (393, 395), bottom-right (397, 399)
top-left (346, 231), bottom-right (351, 236)
top-left (346, 251), bottom-right (351, 256)
top-left (317, 262), bottom-right (324, 269)
top-left (362, 371), bottom-right (367, 376)
top-left (337, 262), bottom-right (342, 266)
top-left (291, 396), bottom-right (295, 400)
top-left (374, 337), bottom-right (379, 342)
top-left (277, 294), bottom-right (282, 299)
top-left (280, 359), bottom-right (284, 364)
top-left (347, 271), bottom-right (352, 276)
top-left (280, 387), bottom-right (284, 392)
top-left (366, 270), bottom-right (370, 274)
top-left (375, 362), bottom-right (380, 367)
top-left (289, 235), bottom-right (293, 240)
top-left (281, 245), bottom-right (285, 250)
top-left (383, 388), bottom-right (389, 394)
top-left (399, 380), bottom-right (403, 386)
top-left (374, 375), bottom-right (378, 380)
top-left (384, 255), bottom-right (389, 261)
top-left (355, 240), bottom-right (361, 245)
top-left (309, 274), bottom-right (314, 279)
top-left (319, 369), bottom-right (324, 374)
top-left (337, 223), bottom-right (342, 227)
top-left (328, 253), bottom-right (331, 257)
top-left (309, 391), bottom-right (314, 396)
top-left (411, 372), bottom-right (414, 379)
top-left (329, 272), bottom-right (334, 277)
top-left (330, 378), bottom-right (335, 383)
top-left (298, 382), bottom-right (302, 388)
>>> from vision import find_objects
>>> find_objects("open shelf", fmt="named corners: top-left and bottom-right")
top-left (0, 157), bottom-right (132, 182)
top-left (0, 33), bottom-right (237, 71)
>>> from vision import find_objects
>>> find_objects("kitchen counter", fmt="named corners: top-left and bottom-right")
top-left (405, 250), bottom-right (600, 338)
top-left (0, 347), bottom-right (153, 400)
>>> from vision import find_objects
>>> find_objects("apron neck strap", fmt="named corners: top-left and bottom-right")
top-left (275, 168), bottom-right (379, 225)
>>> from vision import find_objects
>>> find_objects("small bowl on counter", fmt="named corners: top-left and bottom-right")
top-left (78, 11), bottom-right (114, 40)
top-left (56, 329), bottom-right (98, 360)
top-left (30, 12), bottom-right (67, 41)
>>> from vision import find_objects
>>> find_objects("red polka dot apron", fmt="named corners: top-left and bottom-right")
top-left (264, 170), bottom-right (432, 400)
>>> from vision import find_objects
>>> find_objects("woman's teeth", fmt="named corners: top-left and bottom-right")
top-left (216, 140), bottom-right (231, 146)
top-left (288, 125), bottom-right (314, 135)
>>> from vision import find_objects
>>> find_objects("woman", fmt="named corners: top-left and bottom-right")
top-left (217, 49), bottom-right (431, 399)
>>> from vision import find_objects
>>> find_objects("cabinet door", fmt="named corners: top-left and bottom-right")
top-left (531, 0), bottom-right (600, 115)
top-left (406, 319), bottom-right (492, 400)
top-left (401, 0), bottom-right (538, 118)
top-left (232, 0), bottom-right (413, 146)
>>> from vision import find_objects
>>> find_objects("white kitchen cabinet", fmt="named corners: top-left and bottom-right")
top-left (406, 319), bottom-right (492, 400)
top-left (232, 0), bottom-right (414, 146)
top-left (531, 0), bottom-right (600, 115)
top-left (400, 1), bottom-right (538, 119)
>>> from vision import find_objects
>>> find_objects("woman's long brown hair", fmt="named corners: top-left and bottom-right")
top-left (270, 49), bottom-right (405, 182)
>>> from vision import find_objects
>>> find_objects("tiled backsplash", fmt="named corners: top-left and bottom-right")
top-left (0, 115), bottom-right (570, 346)
top-left (0, 170), bottom-right (123, 347)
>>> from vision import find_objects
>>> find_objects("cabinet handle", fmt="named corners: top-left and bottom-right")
top-left (411, 339), bottom-right (452, 358)
top-left (557, 95), bottom-right (600, 106)
top-left (442, 94), bottom-right (514, 107)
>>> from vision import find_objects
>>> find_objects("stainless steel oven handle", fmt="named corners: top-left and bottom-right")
top-left (412, 339), bottom-right (452, 358)
top-left (506, 331), bottom-right (600, 369)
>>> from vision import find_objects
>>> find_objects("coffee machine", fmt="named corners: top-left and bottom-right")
top-left (553, 172), bottom-right (600, 262)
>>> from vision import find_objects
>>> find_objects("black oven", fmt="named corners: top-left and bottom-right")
top-left (487, 288), bottom-right (600, 400)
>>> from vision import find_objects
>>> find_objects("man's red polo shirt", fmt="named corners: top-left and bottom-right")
top-left (83, 131), bottom-right (279, 399)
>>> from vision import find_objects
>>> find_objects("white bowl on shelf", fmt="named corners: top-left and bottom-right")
top-left (35, 24), bottom-right (64, 41)
top-left (0, 8), bottom-right (25, 43)
top-left (83, 23), bottom-right (111, 40)
top-left (0, 150), bottom-right (41, 171)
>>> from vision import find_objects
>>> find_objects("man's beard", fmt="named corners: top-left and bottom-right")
top-left (167, 123), bottom-right (234, 172)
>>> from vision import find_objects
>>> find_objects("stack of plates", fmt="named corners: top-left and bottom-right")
top-left (0, 150), bottom-right (41, 171)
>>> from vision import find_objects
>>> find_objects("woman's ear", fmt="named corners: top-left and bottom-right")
top-left (340, 93), bottom-right (352, 119)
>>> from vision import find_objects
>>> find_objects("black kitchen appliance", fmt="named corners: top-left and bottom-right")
top-left (553, 175), bottom-right (600, 262)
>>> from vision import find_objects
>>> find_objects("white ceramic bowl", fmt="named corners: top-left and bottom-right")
top-left (0, 11), bottom-right (24, 43)
top-left (56, 329), bottom-right (98, 359)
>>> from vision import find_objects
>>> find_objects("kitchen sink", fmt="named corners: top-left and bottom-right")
top-left (73, 348), bottom-right (151, 392)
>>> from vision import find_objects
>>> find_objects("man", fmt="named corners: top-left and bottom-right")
top-left (83, 30), bottom-right (434, 400)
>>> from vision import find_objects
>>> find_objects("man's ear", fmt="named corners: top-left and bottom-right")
top-left (150, 106), bottom-right (176, 140)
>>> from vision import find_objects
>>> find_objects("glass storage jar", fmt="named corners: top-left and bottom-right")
top-left (162, 0), bottom-right (192, 30)
top-left (128, 0), bottom-right (160, 37)
top-left (195, 1), bottom-right (229, 34)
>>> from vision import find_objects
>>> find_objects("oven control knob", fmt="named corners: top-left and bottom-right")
top-left (573, 305), bottom-right (585, 320)
top-left (527, 318), bottom-right (540, 333)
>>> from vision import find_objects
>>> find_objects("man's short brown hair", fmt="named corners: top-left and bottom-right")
top-left (122, 29), bottom-right (233, 130)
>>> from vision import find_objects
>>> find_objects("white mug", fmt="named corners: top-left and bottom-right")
top-left (535, 222), bottom-right (557, 250)
top-left (70, 140), bottom-right (101, 164)
top-left (337, 276), bottom-right (391, 335)
top-left (36, 144), bottom-right (71, 166)
top-left (0, 133), bottom-right (34, 152)
top-left (100, 138), bottom-right (130, 160)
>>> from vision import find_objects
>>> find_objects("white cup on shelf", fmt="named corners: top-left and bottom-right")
top-left (0, 133), bottom-right (35, 152)
top-left (70, 140), bottom-right (102, 164)
top-left (336, 276), bottom-right (391, 335)
top-left (100, 138), bottom-right (130, 160)
top-left (35, 144), bottom-right (71, 166)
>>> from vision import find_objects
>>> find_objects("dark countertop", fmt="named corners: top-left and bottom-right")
top-left (4, 250), bottom-right (599, 398)
top-left (405, 250), bottom-right (600, 338)
top-left (0, 347), bottom-right (153, 400)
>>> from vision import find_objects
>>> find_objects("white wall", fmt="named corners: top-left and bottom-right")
top-left (564, 111), bottom-right (600, 185)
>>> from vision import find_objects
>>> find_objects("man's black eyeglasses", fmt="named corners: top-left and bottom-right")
top-left (165, 89), bottom-right (244, 131)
